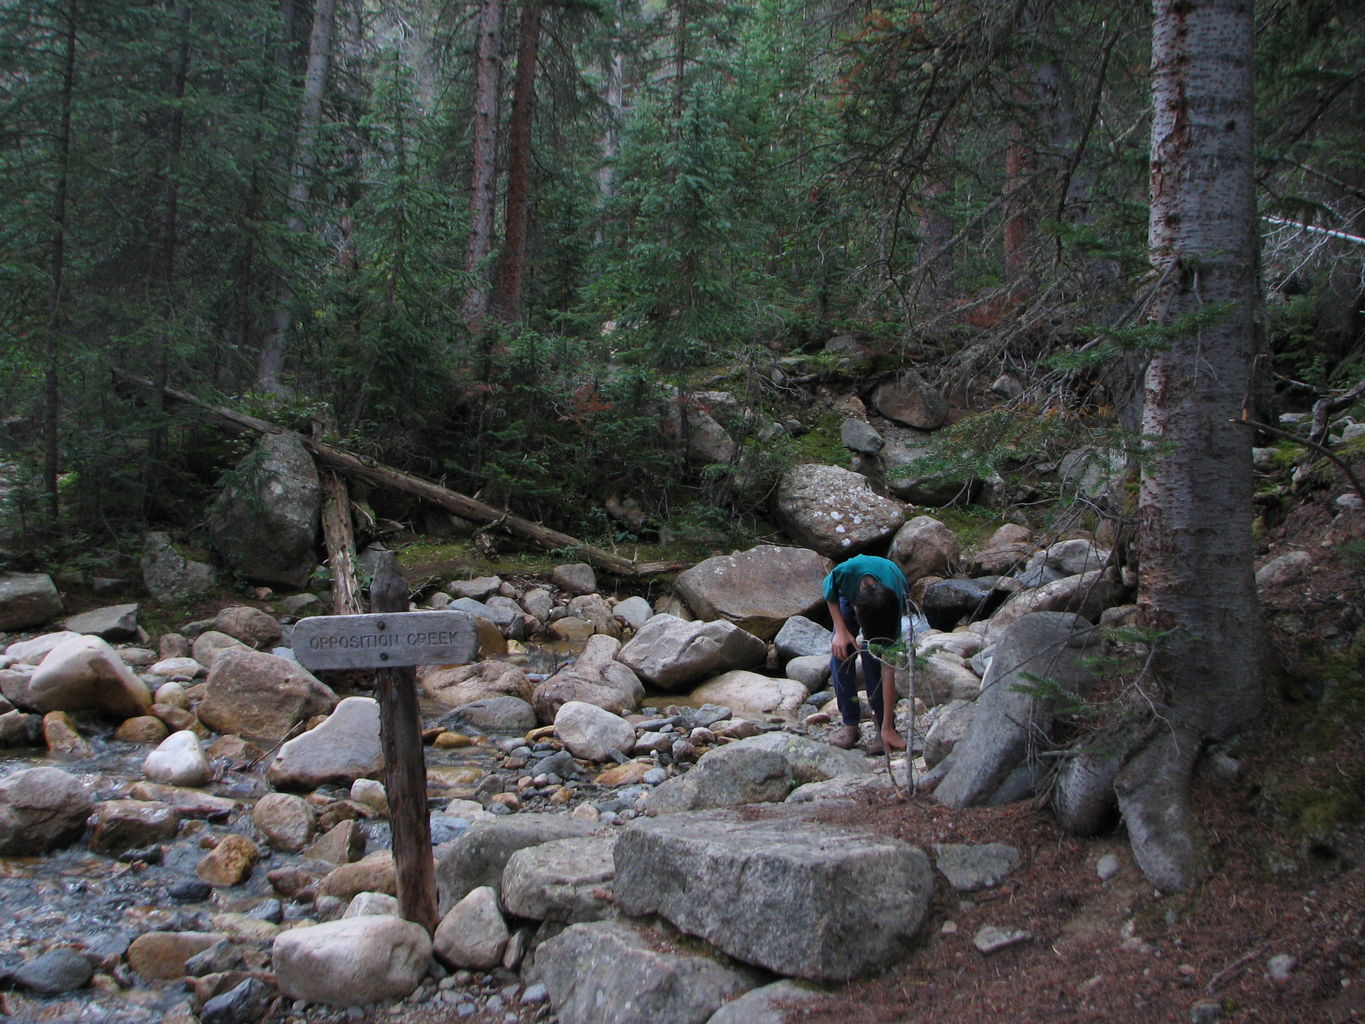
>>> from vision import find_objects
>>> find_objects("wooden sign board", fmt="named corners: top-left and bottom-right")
top-left (292, 611), bottom-right (479, 671)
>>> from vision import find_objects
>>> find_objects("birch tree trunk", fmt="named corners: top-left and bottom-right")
top-left (1116, 0), bottom-right (1261, 894)
top-left (461, 0), bottom-right (506, 331)
top-left (256, 0), bottom-right (338, 392)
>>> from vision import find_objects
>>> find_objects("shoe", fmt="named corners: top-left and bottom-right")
top-left (828, 724), bottom-right (859, 749)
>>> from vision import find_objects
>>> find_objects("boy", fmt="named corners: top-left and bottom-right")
top-left (824, 554), bottom-right (909, 755)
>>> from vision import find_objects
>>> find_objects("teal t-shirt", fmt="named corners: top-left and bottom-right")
top-left (822, 555), bottom-right (908, 616)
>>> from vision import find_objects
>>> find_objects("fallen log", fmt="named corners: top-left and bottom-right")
top-left (115, 370), bottom-right (692, 579)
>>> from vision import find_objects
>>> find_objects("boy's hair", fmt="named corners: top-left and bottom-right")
top-left (854, 575), bottom-right (900, 646)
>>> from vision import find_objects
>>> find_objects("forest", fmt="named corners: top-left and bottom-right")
top-left (1, 0), bottom-right (1360, 558)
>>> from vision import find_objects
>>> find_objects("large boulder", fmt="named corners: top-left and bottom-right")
top-left (272, 916), bottom-right (431, 1006)
top-left (984, 569), bottom-right (1125, 641)
top-left (871, 370), bottom-right (949, 430)
top-left (0, 766), bottom-right (94, 856)
top-left (59, 603), bottom-right (140, 641)
top-left (554, 701), bottom-right (636, 763)
top-left (531, 919), bottom-right (760, 1024)
top-left (420, 660), bottom-right (534, 708)
top-left (0, 573), bottom-right (63, 631)
top-left (888, 515), bottom-right (960, 583)
top-left (140, 533), bottom-right (216, 604)
top-left (435, 815), bottom-right (598, 911)
top-left (673, 546), bottom-right (828, 640)
top-left (614, 805), bottom-right (933, 981)
top-left (532, 634), bottom-right (644, 720)
top-left (197, 649), bottom-right (337, 744)
top-left (208, 432), bottom-right (320, 588)
top-left (501, 835), bottom-right (618, 924)
top-left (685, 670), bottom-right (809, 723)
top-left (616, 615), bottom-right (766, 693)
top-left (644, 732), bottom-right (869, 815)
top-left (774, 465), bottom-right (905, 557)
top-left (934, 612), bottom-right (1100, 808)
top-left (24, 635), bottom-right (152, 718)
top-left (266, 696), bottom-right (384, 790)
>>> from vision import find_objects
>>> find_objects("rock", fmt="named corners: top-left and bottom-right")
top-left (0, 708), bottom-right (41, 746)
top-left (0, 573), bottom-right (63, 630)
top-left (773, 616), bottom-right (832, 661)
top-left (210, 606), bottom-right (282, 648)
top-left (197, 834), bottom-right (260, 886)
top-left (126, 783), bottom-right (234, 820)
top-left (645, 732), bottom-right (869, 814)
top-left (617, 614), bottom-right (767, 692)
top-left (59, 603), bottom-right (140, 641)
top-left (614, 805), bottom-right (933, 981)
top-left (199, 976), bottom-right (273, 1024)
top-left (305, 820), bottom-right (366, 865)
top-left (252, 792), bottom-right (317, 852)
top-left (889, 515), bottom-right (960, 583)
top-left (440, 696), bottom-right (538, 734)
top-left (785, 654), bottom-right (830, 690)
top-left (127, 931), bottom-right (227, 980)
top-left (42, 710), bottom-right (93, 756)
top-left (932, 842), bottom-right (1022, 891)
top-left (934, 613), bottom-right (1099, 808)
top-left (1041, 538), bottom-right (1112, 577)
top-left (566, 593), bottom-right (621, 637)
top-left (433, 886), bottom-right (509, 969)
top-left (871, 370), bottom-right (949, 430)
top-left (1058, 446), bottom-right (1126, 509)
top-left (0, 766), bottom-right (93, 855)
top-left (532, 634), bottom-right (644, 720)
top-left (448, 576), bottom-right (501, 600)
top-left (319, 850), bottom-right (396, 900)
top-left (530, 919), bottom-right (760, 1024)
top-left (775, 465), bottom-right (905, 556)
top-left (973, 924), bottom-right (1032, 954)
top-left (141, 533), bottom-right (217, 604)
top-left (266, 696), bottom-right (383, 790)
top-left (272, 916), bottom-right (431, 1006)
top-left (88, 799), bottom-right (179, 855)
top-left (143, 730), bottom-right (211, 787)
top-left (551, 563), bottom-right (597, 596)
top-left (554, 701), bottom-right (635, 762)
top-left (673, 545), bottom-right (828, 640)
top-left (190, 631), bottom-right (251, 670)
top-left (920, 577), bottom-right (1008, 630)
top-left (12, 946), bottom-right (94, 994)
top-left (25, 635), bottom-right (152, 718)
top-left (921, 699), bottom-right (975, 768)
top-left (5, 631), bottom-right (81, 665)
top-left (448, 597), bottom-right (524, 638)
top-left (420, 660), bottom-right (534, 707)
top-left (686, 670), bottom-right (808, 723)
top-left (1052, 726), bottom-right (1134, 836)
top-left (501, 835), bottom-right (617, 923)
top-left (197, 650), bottom-right (337, 745)
top-left (915, 648), bottom-right (982, 706)
top-left (1256, 549), bottom-right (1311, 589)
top-left (984, 570), bottom-right (1123, 640)
top-left (343, 891), bottom-right (399, 918)
top-left (841, 417), bottom-right (884, 454)
top-left (706, 980), bottom-right (823, 1024)
top-left (611, 595), bottom-right (653, 631)
top-left (148, 657), bottom-right (204, 680)
top-left (208, 433), bottom-right (320, 588)
top-left (434, 815), bottom-right (597, 910)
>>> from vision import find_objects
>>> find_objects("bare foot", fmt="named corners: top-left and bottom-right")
top-left (880, 729), bottom-right (907, 751)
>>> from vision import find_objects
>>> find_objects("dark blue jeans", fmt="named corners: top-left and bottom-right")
top-left (830, 597), bottom-right (885, 728)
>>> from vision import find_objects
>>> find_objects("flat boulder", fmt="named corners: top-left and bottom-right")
top-left (685, 670), bottom-right (808, 723)
top-left (197, 649), bottom-right (337, 744)
top-left (60, 603), bottom-right (140, 641)
top-left (774, 465), bottom-right (905, 557)
top-left (501, 835), bottom-right (617, 923)
top-left (673, 545), bottom-right (828, 640)
top-left (420, 660), bottom-right (534, 708)
top-left (531, 919), bottom-right (760, 1024)
top-left (0, 573), bottom-right (62, 631)
top-left (644, 732), bottom-right (868, 815)
top-left (617, 615), bottom-right (766, 692)
top-left (614, 805), bottom-right (933, 981)
top-left (272, 916), bottom-right (431, 1006)
top-left (435, 815), bottom-right (598, 911)
top-left (0, 766), bottom-right (94, 855)
top-left (266, 696), bottom-right (383, 790)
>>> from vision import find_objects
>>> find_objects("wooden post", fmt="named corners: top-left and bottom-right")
top-left (370, 551), bottom-right (439, 935)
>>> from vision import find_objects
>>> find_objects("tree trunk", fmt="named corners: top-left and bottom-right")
top-left (146, 1), bottom-right (193, 515)
top-left (1123, 0), bottom-right (1260, 894)
top-left (43, 0), bottom-right (79, 526)
top-left (461, 0), bottom-right (506, 331)
top-left (257, 0), bottom-right (338, 392)
top-left (492, 0), bottom-right (543, 324)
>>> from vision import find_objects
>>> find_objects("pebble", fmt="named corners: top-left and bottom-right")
top-left (1266, 953), bottom-right (1296, 982)
top-left (1096, 853), bottom-right (1120, 881)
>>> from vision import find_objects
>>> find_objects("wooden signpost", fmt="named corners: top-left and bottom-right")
top-left (293, 552), bottom-right (478, 936)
